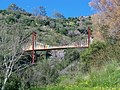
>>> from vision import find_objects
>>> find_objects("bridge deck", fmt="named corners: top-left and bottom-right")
top-left (24, 45), bottom-right (89, 52)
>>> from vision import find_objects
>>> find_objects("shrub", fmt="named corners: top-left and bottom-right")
top-left (80, 41), bottom-right (107, 73)
top-left (5, 74), bottom-right (22, 90)
top-left (89, 61), bottom-right (120, 88)
top-left (81, 41), bottom-right (107, 62)
top-left (5, 16), bottom-right (16, 24)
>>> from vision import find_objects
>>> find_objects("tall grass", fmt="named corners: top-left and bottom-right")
top-left (31, 60), bottom-right (120, 90)
top-left (31, 41), bottom-right (120, 90)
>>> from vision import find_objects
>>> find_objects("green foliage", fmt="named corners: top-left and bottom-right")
top-left (0, 8), bottom-right (94, 89)
top-left (35, 16), bottom-right (47, 26)
top-left (31, 61), bottom-right (120, 90)
top-left (49, 20), bottom-right (56, 28)
top-left (5, 74), bottom-right (22, 90)
top-left (2, 4), bottom-right (120, 90)
top-left (0, 10), bottom-right (7, 15)
top-left (15, 13), bottom-right (21, 19)
top-left (58, 28), bottom-right (67, 35)
top-left (80, 40), bottom-right (120, 74)
top-left (88, 61), bottom-right (120, 88)
top-left (65, 49), bottom-right (80, 62)
top-left (79, 41), bottom-right (107, 73)
top-left (30, 87), bottom-right (46, 90)
top-left (81, 41), bottom-right (107, 62)
top-left (7, 3), bottom-right (26, 13)
top-left (21, 17), bottom-right (34, 26)
top-left (5, 16), bottom-right (16, 24)
top-left (0, 73), bottom-right (4, 89)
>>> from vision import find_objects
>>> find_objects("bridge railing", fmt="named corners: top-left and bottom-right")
top-left (23, 27), bottom-right (91, 51)
top-left (23, 35), bottom-right (89, 51)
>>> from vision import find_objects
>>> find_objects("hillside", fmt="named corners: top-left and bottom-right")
top-left (0, 3), bottom-right (120, 90)
top-left (0, 4), bottom-right (93, 90)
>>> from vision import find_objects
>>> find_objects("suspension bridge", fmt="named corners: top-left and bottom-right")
top-left (23, 27), bottom-right (91, 63)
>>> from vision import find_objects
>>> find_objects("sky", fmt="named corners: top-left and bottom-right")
top-left (0, 0), bottom-right (94, 18)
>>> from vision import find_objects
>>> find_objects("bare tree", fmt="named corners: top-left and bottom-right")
top-left (33, 6), bottom-right (46, 16)
top-left (89, 0), bottom-right (120, 41)
top-left (0, 25), bottom-right (29, 90)
top-left (39, 6), bottom-right (47, 16)
top-left (52, 11), bottom-right (65, 19)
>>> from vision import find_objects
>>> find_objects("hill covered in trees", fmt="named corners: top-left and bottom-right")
top-left (0, 1), bottom-right (120, 89)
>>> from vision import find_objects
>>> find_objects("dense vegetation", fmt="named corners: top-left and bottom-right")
top-left (0, 0), bottom-right (120, 89)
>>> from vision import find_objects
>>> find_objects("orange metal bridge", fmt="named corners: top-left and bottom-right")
top-left (23, 27), bottom-right (91, 63)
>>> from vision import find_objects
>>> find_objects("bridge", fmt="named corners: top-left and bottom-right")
top-left (24, 45), bottom-right (89, 51)
top-left (23, 27), bottom-right (91, 63)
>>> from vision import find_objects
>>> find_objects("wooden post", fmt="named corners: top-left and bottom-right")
top-left (88, 27), bottom-right (91, 47)
top-left (32, 32), bottom-right (36, 63)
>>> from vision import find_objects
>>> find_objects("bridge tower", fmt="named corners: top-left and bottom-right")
top-left (88, 27), bottom-right (91, 47)
top-left (32, 32), bottom-right (36, 63)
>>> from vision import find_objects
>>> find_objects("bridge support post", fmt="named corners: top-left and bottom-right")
top-left (88, 27), bottom-right (91, 47)
top-left (32, 32), bottom-right (36, 63)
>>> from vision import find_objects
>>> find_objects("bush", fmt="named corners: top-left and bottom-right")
top-left (81, 41), bottom-right (107, 62)
top-left (15, 13), bottom-right (21, 19)
top-left (21, 17), bottom-right (34, 26)
top-left (59, 28), bottom-right (67, 35)
top-left (5, 16), bottom-right (16, 24)
top-left (80, 41), bottom-right (107, 73)
top-left (65, 49), bottom-right (80, 63)
top-left (89, 61), bottom-right (120, 88)
top-left (5, 74), bottom-right (22, 90)
top-left (49, 20), bottom-right (56, 28)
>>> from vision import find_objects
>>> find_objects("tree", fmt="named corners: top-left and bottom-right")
top-left (53, 11), bottom-right (65, 19)
top-left (7, 3), bottom-right (26, 13)
top-left (49, 20), bottom-right (56, 28)
top-left (39, 6), bottom-right (47, 16)
top-left (89, 0), bottom-right (120, 41)
top-left (33, 8), bottom-right (39, 16)
top-left (0, 25), bottom-right (30, 90)
top-left (33, 6), bottom-right (47, 16)
top-left (7, 3), bottom-right (17, 11)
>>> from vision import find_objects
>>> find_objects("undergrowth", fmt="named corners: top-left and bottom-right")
top-left (31, 41), bottom-right (120, 90)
